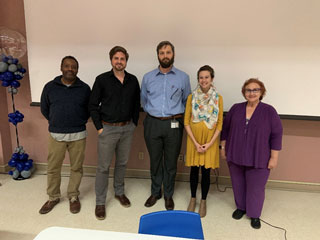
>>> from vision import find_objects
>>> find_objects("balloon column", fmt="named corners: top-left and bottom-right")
top-left (0, 27), bottom-right (33, 180)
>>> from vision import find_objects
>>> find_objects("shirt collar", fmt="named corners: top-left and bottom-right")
top-left (55, 75), bottom-right (80, 87)
top-left (110, 69), bottom-right (128, 77)
top-left (156, 65), bottom-right (177, 76)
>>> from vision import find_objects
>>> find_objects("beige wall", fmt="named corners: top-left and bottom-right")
top-left (1, 0), bottom-right (320, 184)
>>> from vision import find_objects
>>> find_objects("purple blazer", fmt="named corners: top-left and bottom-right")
top-left (221, 102), bottom-right (283, 168)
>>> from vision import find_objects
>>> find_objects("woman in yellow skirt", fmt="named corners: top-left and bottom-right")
top-left (184, 65), bottom-right (223, 217)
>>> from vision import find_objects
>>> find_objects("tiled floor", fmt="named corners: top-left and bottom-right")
top-left (0, 173), bottom-right (319, 240)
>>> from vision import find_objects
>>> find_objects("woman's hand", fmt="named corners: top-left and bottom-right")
top-left (201, 143), bottom-right (212, 152)
top-left (268, 150), bottom-right (279, 169)
top-left (194, 142), bottom-right (204, 153)
top-left (268, 157), bottom-right (278, 169)
top-left (220, 149), bottom-right (226, 160)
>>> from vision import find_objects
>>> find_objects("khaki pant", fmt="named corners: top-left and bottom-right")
top-left (47, 135), bottom-right (86, 200)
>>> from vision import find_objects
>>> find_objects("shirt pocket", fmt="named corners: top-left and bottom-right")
top-left (169, 85), bottom-right (182, 102)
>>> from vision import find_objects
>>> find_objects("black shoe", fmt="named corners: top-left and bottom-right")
top-left (251, 218), bottom-right (261, 229)
top-left (232, 209), bottom-right (246, 220)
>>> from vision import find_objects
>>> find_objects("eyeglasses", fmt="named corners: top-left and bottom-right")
top-left (245, 88), bottom-right (261, 94)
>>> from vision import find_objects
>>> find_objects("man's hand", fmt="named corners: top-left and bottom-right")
top-left (98, 128), bottom-right (103, 135)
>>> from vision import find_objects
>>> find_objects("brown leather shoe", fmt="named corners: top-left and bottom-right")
top-left (165, 197), bottom-right (174, 210)
top-left (39, 199), bottom-right (60, 214)
top-left (115, 194), bottom-right (131, 208)
top-left (69, 197), bottom-right (81, 214)
top-left (144, 195), bottom-right (161, 207)
top-left (95, 205), bottom-right (106, 220)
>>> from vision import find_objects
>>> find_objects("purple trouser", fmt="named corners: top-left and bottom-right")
top-left (228, 162), bottom-right (270, 218)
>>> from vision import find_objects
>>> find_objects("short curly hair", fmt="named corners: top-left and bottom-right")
top-left (241, 78), bottom-right (266, 100)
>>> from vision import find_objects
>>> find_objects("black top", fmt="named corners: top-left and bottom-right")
top-left (88, 69), bottom-right (141, 130)
top-left (40, 76), bottom-right (91, 133)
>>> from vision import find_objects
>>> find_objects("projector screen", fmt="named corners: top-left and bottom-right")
top-left (24, 0), bottom-right (320, 117)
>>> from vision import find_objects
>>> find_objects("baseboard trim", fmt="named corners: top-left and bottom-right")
top-left (3, 163), bottom-right (320, 193)
top-left (0, 164), bottom-right (10, 173)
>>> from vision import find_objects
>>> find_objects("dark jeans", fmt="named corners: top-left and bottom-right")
top-left (143, 115), bottom-right (183, 198)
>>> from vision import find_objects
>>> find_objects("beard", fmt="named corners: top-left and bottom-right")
top-left (158, 56), bottom-right (174, 68)
top-left (113, 63), bottom-right (125, 72)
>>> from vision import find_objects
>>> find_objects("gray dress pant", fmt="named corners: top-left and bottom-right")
top-left (143, 115), bottom-right (183, 198)
top-left (95, 122), bottom-right (135, 205)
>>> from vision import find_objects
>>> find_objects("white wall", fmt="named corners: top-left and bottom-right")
top-left (24, 0), bottom-right (320, 116)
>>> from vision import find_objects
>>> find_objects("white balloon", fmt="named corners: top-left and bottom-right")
top-left (0, 27), bottom-right (27, 59)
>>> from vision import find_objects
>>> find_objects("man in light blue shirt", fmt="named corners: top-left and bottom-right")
top-left (141, 41), bottom-right (191, 210)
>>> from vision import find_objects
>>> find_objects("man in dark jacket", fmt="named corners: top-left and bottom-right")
top-left (39, 56), bottom-right (91, 214)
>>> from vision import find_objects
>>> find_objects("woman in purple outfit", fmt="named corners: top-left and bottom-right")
top-left (220, 78), bottom-right (283, 229)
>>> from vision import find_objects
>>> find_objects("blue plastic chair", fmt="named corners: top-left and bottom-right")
top-left (138, 210), bottom-right (204, 239)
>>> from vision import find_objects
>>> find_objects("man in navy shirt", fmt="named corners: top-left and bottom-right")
top-left (39, 56), bottom-right (91, 215)
top-left (141, 41), bottom-right (191, 210)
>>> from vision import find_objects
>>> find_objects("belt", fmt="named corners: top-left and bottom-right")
top-left (148, 114), bottom-right (183, 121)
top-left (102, 120), bottom-right (131, 126)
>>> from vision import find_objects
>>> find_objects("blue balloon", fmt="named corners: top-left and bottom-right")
top-left (16, 111), bottom-right (24, 118)
top-left (4, 71), bottom-right (14, 81)
top-left (14, 74), bottom-right (23, 80)
top-left (20, 68), bottom-right (26, 73)
top-left (2, 81), bottom-right (10, 87)
top-left (9, 170), bottom-right (13, 175)
top-left (12, 153), bottom-right (19, 159)
top-left (19, 153), bottom-right (28, 160)
top-left (8, 159), bottom-right (16, 167)
top-left (12, 58), bottom-right (19, 64)
top-left (25, 161), bottom-right (31, 167)
top-left (8, 111), bottom-right (24, 125)
top-left (23, 165), bottom-right (31, 171)
top-left (11, 80), bottom-right (20, 88)
top-left (9, 119), bottom-right (16, 125)
top-left (16, 163), bottom-right (24, 172)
